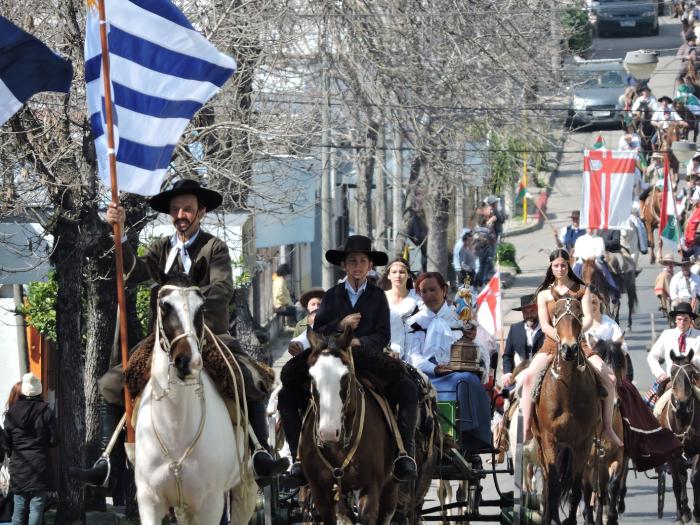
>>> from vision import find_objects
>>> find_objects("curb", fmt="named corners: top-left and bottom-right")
top-left (502, 133), bottom-right (566, 239)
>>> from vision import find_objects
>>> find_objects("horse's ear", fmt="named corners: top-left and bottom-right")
top-left (146, 257), bottom-right (169, 286)
top-left (337, 324), bottom-right (353, 350)
top-left (688, 349), bottom-right (695, 362)
top-left (613, 332), bottom-right (625, 345)
top-left (307, 326), bottom-right (322, 350)
top-left (670, 349), bottom-right (681, 362)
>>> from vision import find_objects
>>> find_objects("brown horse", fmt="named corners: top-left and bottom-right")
top-left (657, 349), bottom-right (700, 525)
top-left (582, 339), bottom-right (628, 525)
top-left (640, 185), bottom-right (663, 264)
top-left (658, 123), bottom-right (681, 182)
top-left (299, 326), bottom-right (397, 524)
top-left (532, 291), bottom-right (602, 525)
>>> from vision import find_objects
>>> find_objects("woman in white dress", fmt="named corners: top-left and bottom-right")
top-left (585, 288), bottom-right (632, 379)
top-left (380, 258), bottom-right (420, 359)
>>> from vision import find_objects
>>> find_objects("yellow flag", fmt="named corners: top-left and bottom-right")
top-left (402, 243), bottom-right (410, 262)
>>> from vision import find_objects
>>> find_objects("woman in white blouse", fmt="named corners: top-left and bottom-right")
top-left (405, 271), bottom-right (492, 449)
top-left (380, 258), bottom-right (420, 359)
top-left (585, 288), bottom-right (632, 379)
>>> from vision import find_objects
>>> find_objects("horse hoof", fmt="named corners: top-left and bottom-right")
top-left (684, 512), bottom-right (693, 523)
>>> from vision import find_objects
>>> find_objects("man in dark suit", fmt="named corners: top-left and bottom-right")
top-left (278, 235), bottom-right (419, 487)
top-left (501, 294), bottom-right (544, 388)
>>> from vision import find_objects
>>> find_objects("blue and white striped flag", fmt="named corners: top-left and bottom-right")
top-left (0, 16), bottom-right (73, 127)
top-left (85, 0), bottom-right (236, 196)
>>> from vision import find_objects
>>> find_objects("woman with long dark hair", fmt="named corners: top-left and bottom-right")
top-left (380, 258), bottom-right (420, 359)
top-left (521, 249), bottom-right (623, 447)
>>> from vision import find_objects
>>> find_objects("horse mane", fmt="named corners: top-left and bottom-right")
top-left (593, 339), bottom-right (626, 380)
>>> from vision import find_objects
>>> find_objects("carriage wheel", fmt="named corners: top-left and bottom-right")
top-left (657, 465), bottom-right (666, 519)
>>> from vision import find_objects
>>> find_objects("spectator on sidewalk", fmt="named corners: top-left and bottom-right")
top-left (3, 373), bottom-right (58, 525)
top-left (287, 287), bottom-right (325, 355)
top-left (452, 228), bottom-right (477, 286)
top-left (273, 263), bottom-right (301, 322)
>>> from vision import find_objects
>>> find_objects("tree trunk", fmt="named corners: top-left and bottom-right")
top-left (374, 127), bottom-right (387, 251)
top-left (426, 162), bottom-right (450, 276)
top-left (82, 218), bottom-right (118, 512)
top-left (354, 124), bottom-right (378, 236)
top-left (392, 130), bottom-right (404, 256)
top-left (52, 216), bottom-right (86, 524)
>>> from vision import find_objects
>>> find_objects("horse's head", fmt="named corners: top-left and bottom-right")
top-left (669, 348), bottom-right (698, 407)
top-left (592, 338), bottom-right (627, 381)
top-left (156, 274), bottom-right (205, 381)
top-left (551, 295), bottom-right (583, 360)
top-left (306, 325), bottom-right (354, 444)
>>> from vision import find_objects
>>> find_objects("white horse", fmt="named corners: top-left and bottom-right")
top-left (134, 276), bottom-right (256, 524)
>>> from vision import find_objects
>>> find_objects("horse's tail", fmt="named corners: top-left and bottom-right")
top-left (626, 271), bottom-right (638, 312)
top-left (555, 443), bottom-right (575, 506)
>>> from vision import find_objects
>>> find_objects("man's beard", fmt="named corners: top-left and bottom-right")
top-left (524, 318), bottom-right (538, 328)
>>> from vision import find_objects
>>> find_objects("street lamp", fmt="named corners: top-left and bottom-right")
top-left (623, 50), bottom-right (659, 80)
top-left (672, 140), bottom-right (697, 163)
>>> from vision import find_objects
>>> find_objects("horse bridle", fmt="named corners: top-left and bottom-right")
top-left (156, 285), bottom-right (205, 357)
top-left (550, 296), bottom-right (587, 378)
top-left (667, 363), bottom-right (699, 441)
top-left (306, 348), bottom-right (366, 501)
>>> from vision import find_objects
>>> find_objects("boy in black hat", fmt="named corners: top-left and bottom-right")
top-left (72, 179), bottom-right (288, 486)
top-left (501, 295), bottom-right (544, 388)
top-left (278, 235), bottom-right (419, 487)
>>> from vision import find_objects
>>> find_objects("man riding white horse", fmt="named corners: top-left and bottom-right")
top-left (70, 179), bottom-right (288, 487)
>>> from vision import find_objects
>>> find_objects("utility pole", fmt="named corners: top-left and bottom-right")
top-left (392, 129), bottom-right (404, 255)
top-left (13, 284), bottom-right (28, 375)
top-left (320, 14), bottom-right (334, 289)
top-left (375, 126), bottom-right (387, 251)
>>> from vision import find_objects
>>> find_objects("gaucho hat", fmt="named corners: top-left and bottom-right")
top-left (658, 95), bottom-right (673, 104)
top-left (512, 294), bottom-right (536, 311)
top-left (325, 235), bottom-right (388, 267)
top-left (669, 302), bottom-right (698, 319)
top-left (149, 179), bottom-right (223, 214)
top-left (299, 287), bottom-right (325, 310)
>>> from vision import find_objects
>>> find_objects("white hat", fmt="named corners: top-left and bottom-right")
top-left (21, 372), bottom-right (42, 397)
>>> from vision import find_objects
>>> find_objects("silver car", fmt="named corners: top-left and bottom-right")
top-left (566, 61), bottom-right (628, 130)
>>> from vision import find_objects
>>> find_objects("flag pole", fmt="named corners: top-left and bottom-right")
top-left (97, 0), bottom-right (134, 443)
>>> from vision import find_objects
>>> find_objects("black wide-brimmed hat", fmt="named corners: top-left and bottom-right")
top-left (149, 179), bottom-right (223, 214)
top-left (669, 302), bottom-right (698, 319)
top-left (325, 235), bottom-right (388, 266)
top-left (658, 96), bottom-right (673, 104)
top-left (512, 294), bottom-right (537, 311)
top-left (300, 287), bottom-right (325, 310)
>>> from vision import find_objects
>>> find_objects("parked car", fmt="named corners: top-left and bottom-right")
top-left (590, 0), bottom-right (659, 37)
top-left (565, 61), bottom-right (627, 130)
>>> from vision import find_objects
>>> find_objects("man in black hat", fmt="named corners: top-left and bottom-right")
top-left (71, 179), bottom-right (288, 486)
top-left (631, 85), bottom-right (658, 116)
top-left (651, 95), bottom-right (689, 147)
top-left (278, 235), bottom-right (420, 487)
top-left (501, 295), bottom-right (544, 388)
top-left (647, 301), bottom-right (700, 413)
top-left (556, 210), bottom-right (586, 253)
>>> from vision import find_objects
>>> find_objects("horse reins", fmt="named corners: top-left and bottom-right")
top-left (550, 296), bottom-right (587, 379)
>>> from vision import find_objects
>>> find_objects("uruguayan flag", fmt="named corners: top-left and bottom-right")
top-left (85, 0), bottom-right (236, 196)
top-left (0, 15), bottom-right (72, 127)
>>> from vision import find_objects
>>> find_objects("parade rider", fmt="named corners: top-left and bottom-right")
top-left (501, 294), bottom-right (544, 388)
top-left (555, 210), bottom-right (586, 253)
top-left (71, 179), bottom-right (289, 486)
top-left (669, 256), bottom-right (700, 310)
top-left (277, 235), bottom-right (420, 488)
top-left (647, 302), bottom-right (700, 416)
top-left (519, 249), bottom-right (623, 447)
top-left (651, 96), bottom-right (688, 147)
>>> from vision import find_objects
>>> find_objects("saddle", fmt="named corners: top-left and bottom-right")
top-left (124, 332), bottom-right (274, 404)
top-left (531, 360), bottom-right (607, 404)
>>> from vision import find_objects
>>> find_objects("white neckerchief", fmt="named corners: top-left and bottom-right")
top-left (409, 302), bottom-right (461, 355)
top-left (165, 230), bottom-right (200, 274)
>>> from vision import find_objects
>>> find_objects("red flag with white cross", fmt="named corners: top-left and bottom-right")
top-left (476, 270), bottom-right (501, 337)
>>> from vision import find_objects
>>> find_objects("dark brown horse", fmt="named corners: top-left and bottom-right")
top-left (299, 327), bottom-right (397, 524)
top-left (582, 339), bottom-right (628, 525)
top-left (532, 291), bottom-right (602, 525)
top-left (657, 349), bottom-right (700, 525)
top-left (640, 185), bottom-right (662, 264)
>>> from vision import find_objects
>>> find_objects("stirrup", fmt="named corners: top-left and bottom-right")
top-left (392, 453), bottom-right (417, 482)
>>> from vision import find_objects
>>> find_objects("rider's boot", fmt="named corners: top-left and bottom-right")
top-left (248, 397), bottom-right (289, 483)
top-left (69, 400), bottom-right (120, 487)
top-left (393, 401), bottom-right (419, 482)
top-left (278, 407), bottom-right (306, 489)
